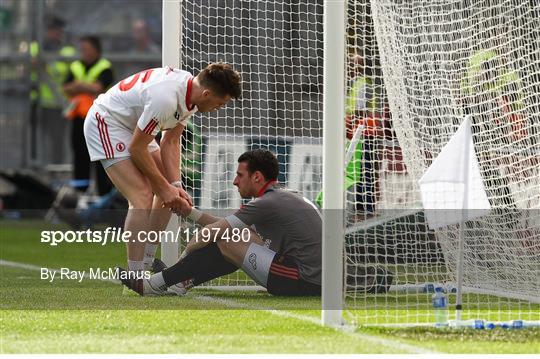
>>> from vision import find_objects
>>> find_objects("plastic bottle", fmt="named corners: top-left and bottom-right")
top-left (432, 286), bottom-right (448, 326)
top-left (512, 320), bottom-right (540, 328)
top-left (448, 319), bottom-right (485, 329)
top-left (424, 282), bottom-right (457, 294)
top-left (486, 320), bottom-right (540, 329)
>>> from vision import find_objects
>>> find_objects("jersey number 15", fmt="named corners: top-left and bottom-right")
top-left (118, 69), bottom-right (154, 91)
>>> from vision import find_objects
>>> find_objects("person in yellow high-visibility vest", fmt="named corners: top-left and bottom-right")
top-left (63, 35), bottom-right (114, 195)
top-left (30, 16), bottom-right (76, 164)
top-left (316, 53), bottom-right (381, 216)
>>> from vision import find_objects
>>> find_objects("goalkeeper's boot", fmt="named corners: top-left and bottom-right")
top-left (167, 279), bottom-right (193, 296)
top-left (116, 267), bottom-right (166, 296)
top-left (150, 258), bottom-right (191, 296)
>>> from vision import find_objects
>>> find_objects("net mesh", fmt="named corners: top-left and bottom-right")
top-left (344, 0), bottom-right (540, 325)
top-left (179, 0), bottom-right (324, 287)
top-left (174, 0), bottom-right (539, 325)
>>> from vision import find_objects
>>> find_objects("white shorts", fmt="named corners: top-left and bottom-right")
top-left (83, 104), bottom-right (160, 168)
top-left (241, 243), bottom-right (277, 287)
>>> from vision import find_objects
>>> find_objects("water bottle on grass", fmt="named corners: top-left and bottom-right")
top-left (432, 287), bottom-right (448, 327)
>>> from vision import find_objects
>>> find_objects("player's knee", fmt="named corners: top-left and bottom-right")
top-left (127, 189), bottom-right (154, 209)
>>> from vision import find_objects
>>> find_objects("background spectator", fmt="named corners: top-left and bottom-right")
top-left (130, 19), bottom-right (161, 55)
top-left (63, 35), bottom-right (113, 195)
top-left (30, 16), bottom-right (76, 164)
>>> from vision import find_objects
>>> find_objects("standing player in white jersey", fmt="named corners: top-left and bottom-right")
top-left (83, 62), bottom-right (241, 279)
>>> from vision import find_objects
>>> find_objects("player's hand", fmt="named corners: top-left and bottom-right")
top-left (159, 184), bottom-right (185, 211)
top-left (174, 186), bottom-right (193, 207)
top-left (176, 200), bottom-right (192, 217)
top-left (170, 197), bottom-right (191, 216)
top-left (170, 181), bottom-right (193, 207)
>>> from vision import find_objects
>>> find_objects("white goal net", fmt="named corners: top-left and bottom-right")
top-left (344, 0), bottom-right (540, 325)
top-left (170, 0), bottom-right (540, 325)
top-left (178, 0), bottom-right (324, 287)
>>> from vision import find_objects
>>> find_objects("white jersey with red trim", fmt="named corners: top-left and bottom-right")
top-left (93, 67), bottom-right (198, 136)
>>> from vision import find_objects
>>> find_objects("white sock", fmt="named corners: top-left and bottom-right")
top-left (148, 272), bottom-right (167, 291)
top-left (143, 243), bottom-right (159, 270)
top-left (128, 260), bottom-right (144, 274)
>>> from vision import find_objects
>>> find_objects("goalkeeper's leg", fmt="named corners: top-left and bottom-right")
top-left (130, 243), bottom-right (237, 295)
top-left (145, 230), bottom-right (319, 296)
top-left (215, 235), bottom-right (320, 296)
top-left (152, 229), bottom-right (265, 291)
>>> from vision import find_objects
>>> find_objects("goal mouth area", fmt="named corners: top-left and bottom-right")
top-left (199, 208), bottom-right (539, 302)
top-left (342, 208), bottom-right (540, 326)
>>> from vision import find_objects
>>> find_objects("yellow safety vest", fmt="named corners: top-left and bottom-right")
top-left (30, 41), bottom-right (76, 108)
top-left (346, 76), bottom-right (377, 116)
top-left (64, 58), bottom-right (112, 119)
top-left (69, 58), bottom-right (112, 85)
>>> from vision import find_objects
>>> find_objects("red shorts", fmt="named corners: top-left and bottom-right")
top-left (266, 254), bottom-right (320, 296)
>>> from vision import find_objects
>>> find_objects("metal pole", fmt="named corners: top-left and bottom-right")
top-left (162, 0), bottom-right (182, 69)
top-left (29, 0), bottom-right (45, 167)
top-left (455, 115), bottom-right (473, 322)
top-left (161, 0), bottom-right (182, 267)
top-left (322, 0), bottom-right (346, 327)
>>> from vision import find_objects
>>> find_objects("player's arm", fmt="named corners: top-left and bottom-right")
top-left (176, 203), bottom-right (225, 227)
top-left (185, 197), bottom-right (269, 231)
top-left (159, 124), bottom-right (184, 183)
top-left (129, 127), bottom-right (185, 210)
top-left (132, 90), bottom-right (192, 209)
top-left (174, 203), bottom-right (229, 258)
top-left (160, 124), bottom-right (193, 206)
top-left (179, 198), bottom-right (268, 258)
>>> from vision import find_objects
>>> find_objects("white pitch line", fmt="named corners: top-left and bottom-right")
top-left (1, 259), bottom-right (437, 354)
top-left (196, 295), bottom-right (438, 354)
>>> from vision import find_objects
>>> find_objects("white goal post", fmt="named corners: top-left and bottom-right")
top-left (161, 0), bottom-right (181, 267)
top-left (321, 0), bottom-right (346, 327)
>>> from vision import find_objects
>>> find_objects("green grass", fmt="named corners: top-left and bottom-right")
top-left (1, 219), bottom-right (539, 354)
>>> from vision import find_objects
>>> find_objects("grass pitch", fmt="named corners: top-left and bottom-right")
top-left (1, 220), bottom-right (539, 354)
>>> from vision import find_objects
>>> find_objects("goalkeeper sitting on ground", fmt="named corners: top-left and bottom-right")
top-left (120, 149), bottom-right (322, 296)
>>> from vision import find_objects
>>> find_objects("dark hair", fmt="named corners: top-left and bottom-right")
top-left (198, 62), bottom-right (241, 99)
top-left (238, 149), bottom-right (279, 181)
top-left (80, 35), bottom-right (102, 54)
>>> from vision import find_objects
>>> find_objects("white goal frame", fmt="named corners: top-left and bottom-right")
top-left (160, 0), bottom-right (347, 328)
top-left (321, 0), bottom-right (346, 327)
top-left (161, 0), bottom-right (182, 267)
top-left (160, 0), bottom-right (540, 329)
